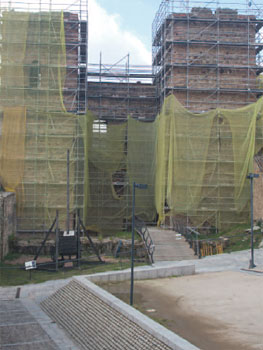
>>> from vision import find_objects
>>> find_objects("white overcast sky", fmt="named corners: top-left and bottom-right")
top-left (88, 0), bottom-right (155, 66)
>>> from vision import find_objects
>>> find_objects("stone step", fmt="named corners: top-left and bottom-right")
top-left (148, 227), bottom-right (197, 262)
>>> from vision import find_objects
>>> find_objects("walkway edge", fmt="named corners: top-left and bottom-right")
top-left (70, 262), bottom-right (198, 350)
top-left (86, 263), bottom-right (195, 283)
top-left (75, 275), bottom-right (199, 350)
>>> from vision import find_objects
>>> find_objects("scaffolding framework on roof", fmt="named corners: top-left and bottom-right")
top-left (87, 55), bottom-right (158, 122)
top-left (152, 0), bottom-right (263, 112)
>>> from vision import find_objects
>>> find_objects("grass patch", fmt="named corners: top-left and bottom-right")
top-left (108, 231), bottom-right (142, 242)
top-left (224, 231), bottom-right (262, 253)
top-left (196, 223), bottom-right (263, 253)
top-left (0, 259), bottom-right (146, 287)
top-left (3, 252), bottom-right (22, 261)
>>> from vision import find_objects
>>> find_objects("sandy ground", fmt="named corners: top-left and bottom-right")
top-left (102, 271), bottom-right (263, 350)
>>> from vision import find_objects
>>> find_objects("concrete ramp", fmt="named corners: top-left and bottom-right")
top-left (41, 279), bottom-right (173, 350)
top-left (148, 227), bottom-right (197, 261)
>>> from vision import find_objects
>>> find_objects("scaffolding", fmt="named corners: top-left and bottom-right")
top-left (0, 0), bottom-right (88, 231)
top-left (152, 0), bottom-right (263, 112)
top-left (87, 55), bottom-right (157, 122)
top-left (86, 55), bottom-right (158, 232)
top-left (85, 1), bottom-right (263, 235)
top-left (2, 0), bottom-right (263, 237)
top-left (150, 0), bottom-right (263, 233)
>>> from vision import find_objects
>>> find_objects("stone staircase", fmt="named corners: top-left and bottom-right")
top-left (148, 227), bottom-right (197, 262)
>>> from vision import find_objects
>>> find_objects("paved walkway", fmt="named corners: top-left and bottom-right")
top-left (154, 248), bottom-right (263, 274)
top-left (0, 279), bottom-right (80, 350)
top-left (148, 227), bottom-right (197, 261)
top-left (1, 248), bottom-right (263, 350)
top-left (0, 299), bottom-right (59, 350)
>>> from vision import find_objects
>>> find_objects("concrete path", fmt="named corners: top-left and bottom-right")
top-left (0, 299), bottom-right (60, 350)
top-left (0, 278), bottom-right (80, 350)
top-left (148, 227), bottom-right (197, 261)
top-left (155, 248), bottom-right (263, 274)
top-left (1, 248), bottom-right (263, 350)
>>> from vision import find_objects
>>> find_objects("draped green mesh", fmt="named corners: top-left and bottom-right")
top-left (82, 94), bottom-right (263, 234)
top-left (127, 117), bottom-right (156, 221)
top-left (0, 10), bottom-right (84, 230)
top-left (155, 94), bottom-right (263, 229)
top-left (1, 11), bottom-right (66, 111)
top-left (2, 10), bottom-right (263, 234)
top-left (222, 100), bottom-right (263, 210)
top-left (83, 114), bottom-right (156, 233)
top-left (155, 95), bottom-right (217, 224)
top-left (86, 114), bottom-right (126, 233)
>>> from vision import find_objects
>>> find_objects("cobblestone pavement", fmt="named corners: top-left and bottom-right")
top-left (41, 279), bottom-right (173, 350)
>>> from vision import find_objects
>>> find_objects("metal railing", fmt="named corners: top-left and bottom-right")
top-left (135, 217), bottom-right (155, 264)
top-left (186, 226), bottom-right (201, 259)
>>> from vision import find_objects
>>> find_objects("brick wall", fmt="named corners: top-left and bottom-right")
top-left (87, 82), bottom-right (157, 121)
top-left (154, 7), bottom-right (261, 111)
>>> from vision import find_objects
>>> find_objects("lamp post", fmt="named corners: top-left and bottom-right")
top-left (247, 173), bottom-right (259, 269)
top-left (130, 182), bottom-right (147, 306)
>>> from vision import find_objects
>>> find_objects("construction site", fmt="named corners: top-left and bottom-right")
top-left (1, 1), bottom-right (263, 350)
top-left (0, 0), bottom-right (262, 240)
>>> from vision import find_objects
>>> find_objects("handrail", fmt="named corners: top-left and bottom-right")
top-left (135, 217), bottom-right (155, 264)
top-left (186, 226), bottom-right (201, 258)
top-left (180, 224), bottom-right (262, 258)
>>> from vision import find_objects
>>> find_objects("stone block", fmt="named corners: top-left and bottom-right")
top-left (0, 192), bottom-right (16, 261)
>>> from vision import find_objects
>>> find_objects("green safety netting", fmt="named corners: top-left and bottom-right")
top-left (2, 11), bottom-right (263, 233)
top-left (127, 117), bottom-right (156, 221)
top-left (83, 94), bottom-right (263, 233)
top-left (155, 94), bottom-right (263, 229)
top-left (0, 10), bottom-right (84, 230)
top-left (86, 113), bottom-right (127, 232)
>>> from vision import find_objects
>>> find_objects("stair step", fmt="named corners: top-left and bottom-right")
top-left (148, 227), bottom-right (197, 262)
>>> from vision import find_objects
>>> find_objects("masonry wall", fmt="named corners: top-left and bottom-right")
top-left (154, 7), bottom-right (262, 111)
top-left (87, 82), bottom-right (157, 121)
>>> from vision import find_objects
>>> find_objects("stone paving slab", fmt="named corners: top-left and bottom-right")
top-left (0, 299), bottom-right (24, 312)
top-left (0, 310), bottom-right (33, 326)
top-left (0, 300), bottom-right (59, 350)
top-left (0, 295), bottom-right (79, 350)
top-left (0, 287), bottom-right (17, 300)
top-left (1, 341), bottom-right (58, 350)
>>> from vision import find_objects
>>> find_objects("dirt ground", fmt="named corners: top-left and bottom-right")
top-left (101, 271), bottom-right (263, 350)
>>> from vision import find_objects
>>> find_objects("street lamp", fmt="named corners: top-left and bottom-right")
top-left (130, 182), bottom-right (148, 306)
top-left (247, 173), bottom-right (259, 269)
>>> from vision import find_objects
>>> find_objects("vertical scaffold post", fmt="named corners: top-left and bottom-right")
top-left (247, 173), bottom-right (259, 269)
top-left (130, 182), bottom-right (148, 306)
top-left (77, 209), bottom-right (81, 269)
top-left (55, 210), bottom-right (59, 272)
top-left (67, 149), bottom-right (70, 235)
top-left (130, 182), bottom-right (136, 306)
